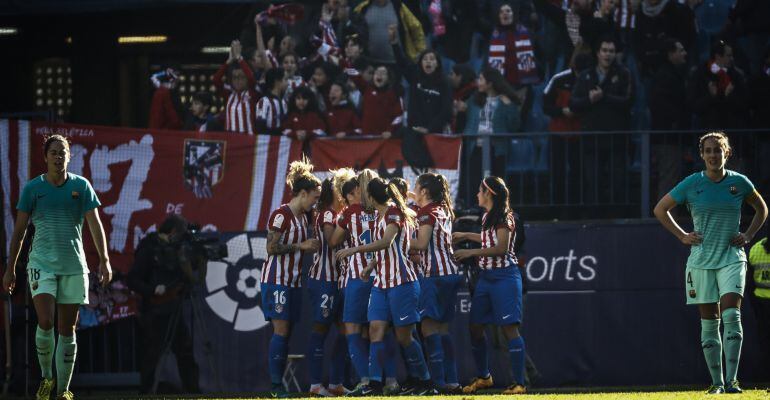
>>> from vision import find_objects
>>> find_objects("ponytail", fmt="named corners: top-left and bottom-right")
top-left (368, 177), bottom-right (415, 226)
top-left (286, 156), bottom-right (321, 196)
top-left (481, 176), bottom-right (510, 230)
top-left (417, 173), bottom-right (454, 220)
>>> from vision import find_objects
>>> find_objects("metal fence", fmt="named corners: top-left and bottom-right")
top-left (460, 129), bottom-right (769, 221)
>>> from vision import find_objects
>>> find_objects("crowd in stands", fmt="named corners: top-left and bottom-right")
top-left (147, 0), bottom-right (770, 198)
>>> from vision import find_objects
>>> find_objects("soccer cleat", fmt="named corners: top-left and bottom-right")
top-left (398, 377), bottom-right (419, 395)
top-left (56, 391), bottom-right (74, 400)
top-left (382, 381), bottom-right (401, 396)
top-left (706, 385), bottom-right (725, 394)
top-left (440, 384), bottom-right (464, 395)
top-left (725, 380), bottom-right (743, 394)
top-left (413, 380), bottom-right (439, 396)
top-left (327, 385), bottom-right (350, 396)
top-left (346, 381), bottom-right (382, 397)
top-left (462, 375), bottom-right (494, 394)
top-left (270, 383), bottom-right (290, 398)
top-left (36, 378), bottom-right (55, 400)
top-left (309, 385), bottom-right (333, 397)
top-left (502, 384), bottom-right (527, 395)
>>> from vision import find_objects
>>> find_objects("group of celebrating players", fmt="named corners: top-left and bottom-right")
top-left (260, 161), bottom-right (527, 397)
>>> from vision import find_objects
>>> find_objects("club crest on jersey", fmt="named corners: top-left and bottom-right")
top-left (322, 308), bottom-right (330, 318)
top-left (31, 281), bottom-right (38, 290)
top-left (275, 304), bottom-right (284, 313)
top-left (689, 289), bottom-right (696, 298)
top-left (183, 139), bottom-right (226, 199)
top-left (729, 186), bottom-right (738, 195)
top-left (71, 191), bottom-right (79, 199)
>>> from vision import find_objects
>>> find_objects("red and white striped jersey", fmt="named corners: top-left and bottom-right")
top-left (256, 95), bottom-right (288, 131)
top-left (309, 208), bottom-right (340, 282)
top-left (336, 204), bottom-right (377, 286)
top-left (373, 206), bottom-right (419, 289)
top-left (224, 91), bottom-right (257, 134)
top-left (416, 202), bottom-right (458, 277)
top-left (478, 212), bottom-right (519, 270)
top-left (261, 205), bottom-right (309, 287)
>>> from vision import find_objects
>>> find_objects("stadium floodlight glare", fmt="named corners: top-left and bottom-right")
top-left (117, 35), bottom-right (167, 44)
top-left (0, 27), bottom-right (18, 35)
top-left (201, 46), bottom-right (231, 54)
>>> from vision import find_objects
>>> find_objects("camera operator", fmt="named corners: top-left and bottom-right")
top-left (127, 214), bottom-right (201, 394)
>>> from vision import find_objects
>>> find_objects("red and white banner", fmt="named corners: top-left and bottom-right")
top-left (1, 120), bottom-right (463, 273)
top-left (310, 135), bottom-right (463, 199)
top-left (0, 120), bottom-right (303, 272)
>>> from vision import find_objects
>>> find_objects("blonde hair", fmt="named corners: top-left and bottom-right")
top-left (357, 169), bottom-right (379, 212)
top-left (286, 156), bottom-right (321, 195)
top-left (698, 131), bottom-right (732, 158)
top-left (331, 167), bottom-right (357, 203)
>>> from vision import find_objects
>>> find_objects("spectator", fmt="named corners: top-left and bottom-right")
top-left (634, 0), bottom-right (696, 78)
top-left (543, 51), bottom-right (592, 133)
top-left (347, 58), bottom-right (374, 110)
top-left (353, 0), bottom-right (426, 64)
top-left (578, 0), bottom-right (619, 53)
top-left (340, 35), bottom-right (365, 69)
top-left (463, 67), bottom-right (521, 184)
top-left (308, 61), bottom-right (340, 112)
top-left (687, 40), bottom-right (749, 130)
top-left (281, 52), bottom-right (305, 101)
top-left (346, 64), bottom-right (403, 138)
top-left (724, 0), bottom-right (770, 75)
top-left (148, 68), bottom-right (183, 130)
top-left (183, 92), bottom-right (222, 132)
top-left (283, 86), bottom-right (328, 144)
top-left (325, 79), bottom-right (362, 138)
top-left (392, 28), bottom-right (453, 169)
top-left (423, 0), bottom-right (479, 64)
top-left (213, 40), bottom-right (260, 134)
top-left (749, 46), bottom-right (770, 193)
top-left (449, 64), bottom-right (478, 133)
top-left (570, 36), bottom-right (633, 131)
top-left (255, 68), bottom-right (288, 135)
top-left (649, 39), bottom-right (689, 199)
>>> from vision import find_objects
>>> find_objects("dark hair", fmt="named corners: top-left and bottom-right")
top-left (330, 78), bottom-right (352, 105)
top-left (417, 173), bottom-right (454, 220)
top-left (243, 47), bottom-right (257, 62)
top-left (317, 177), bottom-right (335, 211)
top-left (341, 178), bottom-right (359, 203)
top-left (572, 52), bottom-right (594, 73)
top-left (265, 67), bottom-right (286, 92)
top-left (661, 38), bottom-right (680, 56)
top-left (389, 177), bottom-right (409, 198)
top-left (280, 52), bottom-right (298, 64)
top-left (313, 61), bottom-right (340, 84)
top-left (710, 39), bottom-right (731, 59)
top-left (368, 177), bottom-right (415, 226)
top-left (43, 134), bottom-right (70, 154)
top-left (353, 58), bottom-right (371, 72)
top-left (345, 35), bottom-right (362, 49)
top-left (372, 64), bottom-right (394, 89)
top-left (159, 213), bottom-right (188, 234)
top-left (451, 63), bottom-right (477, 88)
top-left (698, 131), bottom-right (732, 158)
top-left (192, 91), bottom-right (213, 106)
top-left (286, 156), bottom-right (321, 196)
top-left (417, 49), bottom-right (443, 79)
top-left (475, 67), bottom-right (519, 106)
top-left (480, 176), bottom-right (511, 230)
top-left (288, 86), bottom-right (320, 114)
top-left (597, 35), bottom-right (618, 52)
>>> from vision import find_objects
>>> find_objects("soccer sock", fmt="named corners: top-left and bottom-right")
top-left (471, 335), bottom-right (490, 378)
top-left (329, 334), bottom-right (347, 386)
top-left (55, 334), bottom-right (76, 395)
top-left (508, 336), bottom-right (526, 386)
top-left (268, 334), bottom-right (288, 385)
top-left (441, 334), bottom-right (459, 386)
top-left (308, 331), bottom-right (326, 385)
top-left (36, 326), bottom-right (55, 380)
top-left (383, 331), bottom-right (397, 381)
top-left (346, 333), bottom-right (369, 381)
top-left (402, 339), bottom-right (430, 381)
top-left (368, 341), bottom-right (385, 383)
top-left (722, 308), bottom-right (743, 383)
top-left (701, 319), bottom-right (724, 387)
top-left (424, 334), bottom-right (445, 387)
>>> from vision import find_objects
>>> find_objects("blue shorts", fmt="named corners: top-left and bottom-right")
top-left (418, 274), bottom-right (462, 322)
top-left (307, 278), bottom-right (342, 324)
top-left (261, 284), bottom-right (303, 322)
top-left (368, 280), bottom-right (421, 327)
top-left (342, 278), bottom-right (373, 324)
top-left (469, 266), bottom-right (522, 326)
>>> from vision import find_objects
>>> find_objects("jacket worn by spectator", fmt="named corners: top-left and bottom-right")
top-left (283, 110), bottom-right (328, 139)
top-left (347, 72), bottom-right (404, 135)
top-left (543, 68), bottom-right (581, 132)
top-left (325, 101), bottom-right (362, 137)
top-left (354, 0), bottom-right (427, 62)
top-left (149, 87), bottom-right (183, 131)
top-left (393, 44), bottom-right (453, 133)
top-left (687, 62), bottom-right (749, 129)
top-left (649, 60), bottom-right (690, 132)
top-left (570, 63), bottom-right (633, 131)
top-left (634, 0), bottom-right (696, 78)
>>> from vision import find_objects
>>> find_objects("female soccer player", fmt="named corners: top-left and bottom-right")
top-left (3, 135), bottom-right (112, 400)
top-left (306, 170), bottom-right (356, 397)
top-left (336, 178), bottom-right (435, 396)
top-left (411, 173), bottom-right (463, 392)
top-left (654, 132), bottom-right (767, 394)
top-left (261, 158), bottom-right (321, 397)
top-left (453, 176), bottom-right (527, 395)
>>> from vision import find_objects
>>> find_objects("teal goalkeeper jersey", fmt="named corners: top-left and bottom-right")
top-left (17, 173), bottom-right (101, 275)
top-left (670, 170), bottom-right (754, 270)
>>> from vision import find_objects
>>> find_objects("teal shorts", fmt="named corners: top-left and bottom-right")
top-left (27, 267), bottom-right (89, 305)
top-left (685, 262), bottom-right (746, 305)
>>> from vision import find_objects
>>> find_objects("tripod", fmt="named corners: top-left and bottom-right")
top-left (149, 287), bottom-right (221, 394)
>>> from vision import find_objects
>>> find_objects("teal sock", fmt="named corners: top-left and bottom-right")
top-left (700, 319), bottom-right (724, 387)
top-left (55, 334), bottom-right (77, 395)
top-left (721, 308), bottom-right (743, 383)
top-left (35, 326), bottom-right (55, 380)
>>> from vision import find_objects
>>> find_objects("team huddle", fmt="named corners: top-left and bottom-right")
top-left (260, 160), bottom-right (527, 396)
